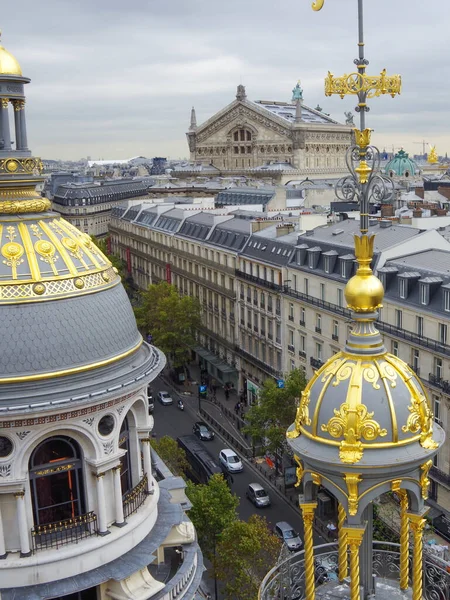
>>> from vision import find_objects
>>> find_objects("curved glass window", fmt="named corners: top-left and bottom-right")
top-left (29, 436), bottom-right (85, 526)
top-left (119, 417), bottom-right (132, 494)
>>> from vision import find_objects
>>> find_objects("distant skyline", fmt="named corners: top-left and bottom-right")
top-left (4, 0), bottom-right (449, 161)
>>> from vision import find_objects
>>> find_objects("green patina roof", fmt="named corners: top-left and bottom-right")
top-left (385, 149), bottom-right (418, 176)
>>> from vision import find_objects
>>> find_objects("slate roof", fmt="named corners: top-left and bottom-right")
top-left (208, 219), bottom-right (250, 251)
top-left (54, 180), bottom-right (148, 206)
top-left (241, 231), bottom-right (295, 267)
top-left (382, 249), bottom-right (450, 317)
top-left (154, 208), bottom-right (184, 232)
top-left (253, 100), bottom-right (341, 125)
top-left (178, 213), bottom-right (215, 240)
top-left (216, 188), bottom-right (275, 206)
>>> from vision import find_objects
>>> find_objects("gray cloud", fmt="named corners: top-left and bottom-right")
top-left (3, 0), bottom-right (449, 159)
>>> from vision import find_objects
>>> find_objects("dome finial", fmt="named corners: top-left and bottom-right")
top-left (344, 233), bottom-right (384, 314)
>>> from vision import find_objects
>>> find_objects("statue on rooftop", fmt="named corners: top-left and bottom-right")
top-left (292, 81), bottom-right (303, 102)
top-left (344, 111), bottom-right (355, 125)
top-left (428, 145), bottom-right (438, 164)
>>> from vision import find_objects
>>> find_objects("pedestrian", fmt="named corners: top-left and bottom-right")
top-left (235, 401), bottom-right (240, 415)
top-left (225, 388), bottom-right (230, 400)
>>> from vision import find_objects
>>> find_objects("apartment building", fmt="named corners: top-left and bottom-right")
top-left (109, 207), bottom-right (450, 517)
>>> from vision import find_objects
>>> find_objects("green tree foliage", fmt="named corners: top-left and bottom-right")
top-left (134, 282), bottom-right (201, 367)
top-left (92, 236), bottom-right (131, 293)
top-left (215, 515), bottom-right (281, 600)
top-left (150, 436), bottom-right (189, 477)
top-left (186, 473), bottom-right (239, 561)
top-left (244, 368), bottom-right (307, 456)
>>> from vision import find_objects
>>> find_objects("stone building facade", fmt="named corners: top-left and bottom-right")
top-left (186, 85), bottom-right (353, 177)
top-left (110, 206), bottom-right (450, 521)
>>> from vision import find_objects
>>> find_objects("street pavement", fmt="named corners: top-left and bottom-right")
top-left (152, 374), bottom-right (325, 542)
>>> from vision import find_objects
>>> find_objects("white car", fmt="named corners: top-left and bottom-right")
top-left (219, 449), bottom-right (243, 473)
top-left (157, 391), bottom-right (173, 405)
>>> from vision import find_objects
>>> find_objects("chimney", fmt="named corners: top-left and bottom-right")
top-left (437, 186), bottom-right (450, 200)
top-left (414, 186), bottom-right (424, 199)
top-left (381, 204), bottom-right (394, 217)
top-left (379, 220), bottom-right (393, 228)
top-left (276, 222), bottom-right (295, 237)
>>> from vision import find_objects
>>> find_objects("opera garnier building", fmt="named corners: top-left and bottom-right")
top-left (0, 34), bottom-right (202, 600)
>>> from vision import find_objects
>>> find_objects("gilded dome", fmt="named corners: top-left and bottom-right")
top-left (291, 350), bottom-right (437, 464)
top-left (0, 43), bottom-right (22, 76)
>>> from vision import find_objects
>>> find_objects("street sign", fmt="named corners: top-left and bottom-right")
top-left (199, 385), bottom-right (207, 394)
top-left (277, 379), bottom-right (285, 389)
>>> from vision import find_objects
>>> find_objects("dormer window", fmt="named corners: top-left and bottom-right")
top-left (420, 283), bottom-right (429, 306)
top-left (307, 247), bottom-right (321, 270)
top-left (443, 286), bottom-right (450, 313)
top-left (399, 278), bottom-right (407, 299)
top-left (323, 250), bottom-right (338, 274)
top-left (339, 255), bottom-right (354, 279)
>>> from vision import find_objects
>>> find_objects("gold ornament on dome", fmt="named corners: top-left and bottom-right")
top-left (294, 455), bottom-right (304, 488)
top-left (1, 241), bottom-right (24, 279)
top-left (344, 473), bottom-right (362, 516)
top-left (420, 460), bottom-right (432, 499)
top-left (5, 159), bottom-right (18, 173)
top-left (345, 235), bottom-right (384, 313)
top-left (311, 0), bottom-right (324, 9)
top-left (288, 389), bottom-right (312, 439)
top-left (402, 391), bottom-right (438, 450)
top-left (32, 283), bottom-right (45, 295)
top-left (0, 157), bottom-right (43, 176)
top-left (354, 128), bottom-right (372, 148)
top-left (74, 278), bottom-right (85, 289)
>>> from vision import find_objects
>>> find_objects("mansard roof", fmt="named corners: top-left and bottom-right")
top-left (253, 100), bottom-right (341, 125)
top-left (216, 188), bottom-right (275, 206)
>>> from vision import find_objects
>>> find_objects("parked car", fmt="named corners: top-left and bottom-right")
top-left (274, 521), bottom-right (303, 552)
top-left (147, 386), bottom-right (154, 413)
top-left (193, 421), bottom-right (215, 441)
top-left (219, 448), bottom-right (243, 473)
top-left (157, 391), bottom-right (173, 406)
top-left (246, 482), bottom-right (271, 508)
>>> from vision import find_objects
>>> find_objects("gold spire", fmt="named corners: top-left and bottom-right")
top-left (344, 234), bottom-right (384, 313)
top-left (427, 145), bottom-right (438, 164)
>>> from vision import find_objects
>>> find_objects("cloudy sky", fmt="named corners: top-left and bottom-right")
top-left (3, 0), bottom-right (449, 160)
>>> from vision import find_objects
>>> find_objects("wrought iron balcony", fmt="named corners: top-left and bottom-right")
top-left (298, 350), bottom-right (306, 359)
top-left (408, 364), bottom-right (420, 376)
top-left (235, 269), bottom-right (282, 292)
top-left (123, 474), bottom-right (148, 519)
top-left (315, 326), bottom-right (322, 334)
top-left (299, 320), bottom-right (305, 327)
top-left (428, 373), bottom-right (450, 394)
top-left (430, 465), bottom-right (450, 488)
top-left (332, 334), bottom-right (339, 341)
top-left (234, 346), bottom-right (282, 379)
top-left (31, 511), bottom-right (98, 551)
top-left (288, 315), bottom-right (294, 321)
top-left (288, 345), bottom-right (295, 354)
top-left (310, 357), bottom-right (324, 369)
top-left (259, 542), bottom-right (450, 600)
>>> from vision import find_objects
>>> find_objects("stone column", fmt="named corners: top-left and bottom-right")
top-left (343, 527), bottom-right (365, 600)
top-left (398, 491), bottom-right (410, 590)
top-left (408, 513), bottom-right (426, 600)
top-left (19, 101), bottom-right (28, 150)
top-left (300, 502), bottom-right (317, 600)
top-left (15, 490), bottom-right (31, 557)
top-left (0, 501), bottom-right (7, 558)
top-left (0, 99), bottom-right (11, 151)
top-left (112, 466), bottom-right (126, 527)
top-left (13, 100), bottom-right (22, 150)
top-left (337, 503), bottom-right (348, 581)
top-left (141, 437), bottom-right (153, 493)
top-left (95, 473), bottom-right (110, 536)
top-left (360, 505), bottom-right (374, 596)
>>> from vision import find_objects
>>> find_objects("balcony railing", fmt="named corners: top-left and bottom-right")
top-left (430, 465), bottom-right (450, 487)
top-left (31, 511), bottom-right (98, 551)
top-left (428, 373), bottom-right (450, 393)
top-left (310, 357), bottom-right (324, 369)
top-left (235, 270), bottom-right (282, 292)
top-left (123, 474), bottom-right (148, 519)
top-left (315, 326), bottom-right (322, 334)
top-left (332, 334), bottom-right (339, 341)
top-left (259, 542), bottom-right (450, 600)
top-left (408, 364), bottom-right (420, 376)
top-left (235, 346), bottom-right (282, 378)
top-left (298, 350), bottom-right (306, 359)
top-left (288, 345), bottom-right (295, 354)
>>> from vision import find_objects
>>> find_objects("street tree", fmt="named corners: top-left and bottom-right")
top-left (186, 473), bottom-right (239, 561)
top-left (93, 236), bottom-right (132, 294)
top-left (215, 514), bottom-right (281, 600)
top-left (243, 368), bottom-right (307, 467)
top-left (134, 282), bottom-right (201, 367)
top-left (150, 436), bottom-right (189, 477)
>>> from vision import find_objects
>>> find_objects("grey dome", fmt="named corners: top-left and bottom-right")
top-left (0, 282), bottom-right (141, 381)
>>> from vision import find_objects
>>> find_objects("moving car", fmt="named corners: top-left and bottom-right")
top-left (246, 483), bottom-right (270, 508)
top-left (274, 521), bottom-right (303, 552)
top-left (219, 448), bottom-right (243, 473)
top-left (157, 391), bottom-right (173, 406)
top-left (193, 421), bottom-right (215, 441)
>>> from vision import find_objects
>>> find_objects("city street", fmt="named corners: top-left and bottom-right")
top-left (151, 376), bottom-right (325, 544)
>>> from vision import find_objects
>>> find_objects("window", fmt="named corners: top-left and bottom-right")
top-left (290, 360), bottom-right (296, 371)
top-left (316, 314), bottom-right (322, 333)
top-left (316, 342), bottom-right (323, 361)
top-left (395, 309), bottom-right (402, 329)
top-left (392, 341), bottom-right (399, 357)
top-left (444, 290), bottom-right (450, 313)
top-left (433, 395), bottom-right (441, 426)
top-left (320, 283), bottom-right (325, 301)
top-left (267, 295), bottom-right (273, 312)
top-left (29, 436), bottom-right (85, 526)
top-left (412, 348), bottom-right (420, 374)
top-left (420, 283), bottom-right (429, 306)
top-left (438, 323), bottom-right (447, 345)
top-left (304, 278), bottom-right (309, 295)
top-left (119, 417), bottom-right (132, 494)
top-left (289, 303), bottom-right (294, 321)
top-left (260, 293), bottom-right (265, 309)
top-left (288, 329), bottom-right (294, 345)
top-left (416, 316), bottom-right (424, 337)
top-left (399, 278), bottom-right (407, 299)
top-left (276, 323), bottom-right (281, 345)
top-left (434, 357), bottom-right (443, 380)
top-left (337, 288), bottom-right (343, 308)
top-left (268, 319), bottom-right (273, 340)
top-left (300, 307), bottom-right (306, 326)
top-left (333, 320), bottom-right (339, 341)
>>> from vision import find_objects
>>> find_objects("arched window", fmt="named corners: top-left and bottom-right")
top-left (29, 436), bottom-right (85, 526)
top-left (119, 417), bottom-right (132, 494)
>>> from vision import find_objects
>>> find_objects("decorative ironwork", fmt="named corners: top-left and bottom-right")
top-left (123, 473), bottom-right (148, 518)
top-left (31, 511), bottom-right (98, 551)
top-left (259, 542), bottom-right (450, 600)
